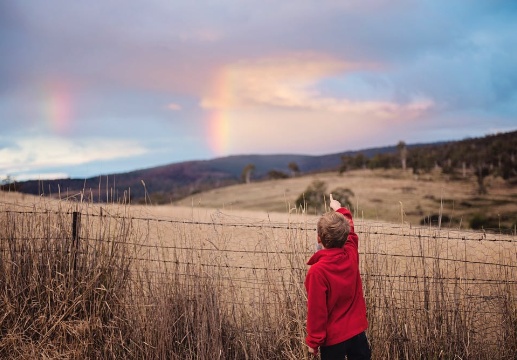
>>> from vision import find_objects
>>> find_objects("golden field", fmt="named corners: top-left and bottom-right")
top-left (174, 168), bottom-right (517, 230)
top-left (1, 181), bottom-right (516, 359)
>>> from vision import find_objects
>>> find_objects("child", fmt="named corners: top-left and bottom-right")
top-left (305, 194), bottom-right (371, 359)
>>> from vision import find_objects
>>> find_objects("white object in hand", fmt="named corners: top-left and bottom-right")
top-left (329, 193), bottom-right (341, 211)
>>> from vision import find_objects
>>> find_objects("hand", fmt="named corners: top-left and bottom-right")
top-left (329, 193), bottom-right (341, 211)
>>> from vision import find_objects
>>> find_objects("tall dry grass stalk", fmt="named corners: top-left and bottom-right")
top-left (1, 195), bottom-right (516, 359)
top-left (0, 205), bottom-right (132, 359)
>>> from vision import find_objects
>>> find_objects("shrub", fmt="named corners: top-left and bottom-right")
top-left (267, 170), bottom-right (289, 180)
top-left (469, 213), bottom-right (502, 230)
top-left (295, 180), bottom-right (327, 213)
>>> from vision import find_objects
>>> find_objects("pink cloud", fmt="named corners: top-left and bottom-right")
top-left (167, 103), bottom-right (182, 111)
top-left (201, 53), bottom-right (434, 120)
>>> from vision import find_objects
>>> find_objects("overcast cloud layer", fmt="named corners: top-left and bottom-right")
top-left (1, 0), bottom-right (516, 181)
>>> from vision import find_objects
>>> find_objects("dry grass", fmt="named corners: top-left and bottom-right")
top-left (173, 168), bottom-right (517, 230)
top-left (1, 191), bottom-right (516, 359)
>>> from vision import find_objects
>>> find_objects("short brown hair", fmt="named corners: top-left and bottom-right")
top-left (317, 211), bottom-right (350, 248)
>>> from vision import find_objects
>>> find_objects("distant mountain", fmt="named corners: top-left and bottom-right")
top-left (2, 144), bottom-right (409, 203)
top-left (4, 130), bottom-right (515, 204)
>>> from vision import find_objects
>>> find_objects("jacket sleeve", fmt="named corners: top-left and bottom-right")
top-left (337, 207), bottom-right (358, 249)
top-left (305, 269), bottom-right (328, 350)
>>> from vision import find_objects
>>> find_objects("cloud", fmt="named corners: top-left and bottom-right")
top-left (166, 103), bottom-right (182, 111)
top-left (0, 136), bottom-right (148, 179)
top-left (6, 173), bottom-right (70, 182)
top-left (0, 0), bottom-right (515, 179)
top-left (201, 53), bottom-right (434, 120)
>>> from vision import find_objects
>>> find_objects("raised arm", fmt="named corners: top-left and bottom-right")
top-left (329, 194), bottom-right (358, 249)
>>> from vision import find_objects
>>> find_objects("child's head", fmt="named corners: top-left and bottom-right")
top-left (317, 211), bottom-right (350, 248)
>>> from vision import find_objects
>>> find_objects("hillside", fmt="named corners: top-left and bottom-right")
top-left (0, 145), bottom-right (406, 203)
top-left (173, 168), bottom-right (517, 232)
top-left (2, 130), bottom-right (516, 208)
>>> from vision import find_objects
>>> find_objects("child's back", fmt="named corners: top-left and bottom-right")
top-left (305, 196), bottom-right (371, 359)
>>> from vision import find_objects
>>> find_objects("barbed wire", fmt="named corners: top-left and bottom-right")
top-left (2, 232), bottom-right (516, 271)
top-left (3, 244), bottom-right (517, 286)
top-left (2, 209), bottom-right (517, 294)
top-left (1, 209), bottom-right (516, 243)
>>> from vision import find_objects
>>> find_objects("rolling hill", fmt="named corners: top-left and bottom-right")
top-left (2, 130), bottom-right (516, 207)
top-left (1, 144), bottom-right (408, 203)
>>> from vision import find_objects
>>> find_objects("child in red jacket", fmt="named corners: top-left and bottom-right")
top-left (305, 194), bottom-right (371, 359)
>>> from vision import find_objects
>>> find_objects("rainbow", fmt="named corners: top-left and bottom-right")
top-left (207, 109), bottom-right (230, 156)
top-left (205, 67), bottom-right (237, 156)
top-left (43, 82), bottom-right (72, 135)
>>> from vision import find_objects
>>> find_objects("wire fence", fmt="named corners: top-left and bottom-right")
top-left (1, 204), bottom-right (517, 356)
top-left (2, 207), bottom-right (516, 277)
top-left (2, 207), bottom-right (516, 297)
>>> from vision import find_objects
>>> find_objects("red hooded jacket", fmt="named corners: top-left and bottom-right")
top-left (305, 207), bottom-right (368, 351)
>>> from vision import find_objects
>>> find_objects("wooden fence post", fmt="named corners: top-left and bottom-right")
top-left (72, 211), bottom-right (81, 272)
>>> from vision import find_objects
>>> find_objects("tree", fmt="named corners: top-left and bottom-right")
top-left (368, 153), bottom-right (396, 169)
top-left (352, 153), bottom-right (368, 169)
top-left (340, 153), bottom-right (368, 173)
top-left (339, 155), bottom-right (353, 174)
top-left (241, 163), bottom-right (255, 184)
top-left (267, 170), bottom-right (289, 180)
top-left (397, 141), bottom-right (408, 171)
top-left (499, 153), bottom-right (517, 180)
top-left (1, 175), bottom-right (13, 186)
top-left (295, 180), bottom-right (328, 213)
top-left (407, 147), bottom-right (434, 174)
top-left (475, 164), bottom-right (490, 195)
top-left (0, 175), bottom-right (15, 191)
top-left (469, 143), bottom-right (492, 194)
top-left (288, 162), bottom-right (300, 177)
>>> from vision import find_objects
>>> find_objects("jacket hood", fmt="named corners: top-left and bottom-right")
top-left (307, 248), bottom-right (343, 266)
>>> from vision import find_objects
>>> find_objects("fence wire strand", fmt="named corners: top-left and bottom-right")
top-left (2, 206), bottom-right (517, 354)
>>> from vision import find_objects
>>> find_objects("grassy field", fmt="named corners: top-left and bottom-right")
top-left (1, 188), bottom-right (517, 359)
top-left (173, 168), bottom-right (517, 231)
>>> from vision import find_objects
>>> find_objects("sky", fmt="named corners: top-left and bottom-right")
top-left (1, 0), bottom-right (517, 181)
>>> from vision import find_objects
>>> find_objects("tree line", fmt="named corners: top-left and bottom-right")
top-left (241, 162), bottom-right (300, 183)
top-left (240, 131), bottom-right (517, 195)
top-left (338, 131), bottom-right (517, 194)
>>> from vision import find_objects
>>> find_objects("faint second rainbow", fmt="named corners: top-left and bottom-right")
top-left (42, 81), bottom-right (73, 135)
